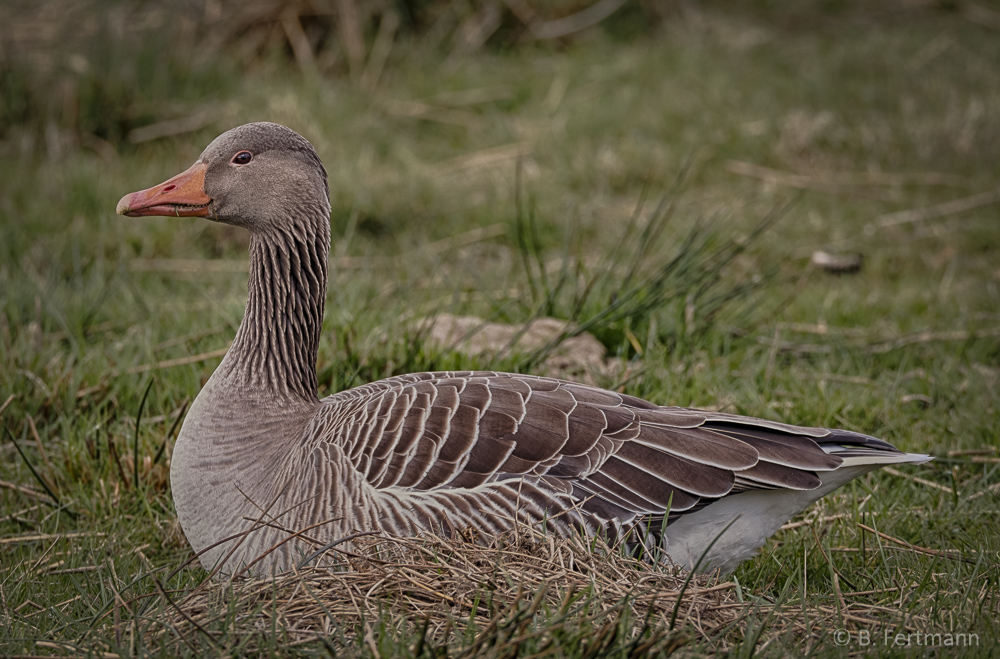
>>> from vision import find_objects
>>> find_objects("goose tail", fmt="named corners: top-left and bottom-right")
top-left (817, 428), bottom-right (933, 467)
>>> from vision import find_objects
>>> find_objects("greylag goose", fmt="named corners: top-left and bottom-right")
top-left (117, 122), bottom-right (930, 577)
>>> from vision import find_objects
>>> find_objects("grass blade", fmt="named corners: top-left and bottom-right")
top-left (133, 379), bottom-right (154, 489)
top-left (5, 424), bottom-right (76, 519)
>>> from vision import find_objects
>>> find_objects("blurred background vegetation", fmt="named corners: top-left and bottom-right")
top-left (1, 0), bottom-right (999, 656)
top-left (5, 0), bottom-right (999, 157)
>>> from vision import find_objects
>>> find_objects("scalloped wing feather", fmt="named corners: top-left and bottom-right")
top-left (311, 370), bottom-right (907, 548)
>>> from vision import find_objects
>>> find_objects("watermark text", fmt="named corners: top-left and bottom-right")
top-left (832, 628), bottom-right (979, 648)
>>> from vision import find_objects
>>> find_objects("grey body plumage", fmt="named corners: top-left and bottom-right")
top-left (118, 122), bottom-right (930, 577)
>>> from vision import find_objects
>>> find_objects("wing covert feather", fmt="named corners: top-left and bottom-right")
top-left (320, 370), bottom-right (860, 534)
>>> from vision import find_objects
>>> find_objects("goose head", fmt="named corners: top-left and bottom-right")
top-left (116, 122), bottom-right (330, 232)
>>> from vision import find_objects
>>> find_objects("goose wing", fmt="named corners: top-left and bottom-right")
top-left (319, 370), bottom-right (883, 527)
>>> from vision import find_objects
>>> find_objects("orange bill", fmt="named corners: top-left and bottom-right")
top-left (116, 162), bottom-right (212, 218)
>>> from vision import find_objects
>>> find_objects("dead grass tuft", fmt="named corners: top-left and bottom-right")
top-left (126, 523), bottom-right (994, 656)
top-left (146, 530), bottom-right (742, 655)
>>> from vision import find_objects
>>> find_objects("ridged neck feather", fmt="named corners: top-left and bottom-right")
top-left (221, 219), bottom-right (330, 402)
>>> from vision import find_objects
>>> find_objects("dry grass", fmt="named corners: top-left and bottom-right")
top-left (8, 522), bottom-right (992, 657)
top-left (111, 523), bottom-right (988, 657)
top-left (139, 530), bottom-right (740, 656)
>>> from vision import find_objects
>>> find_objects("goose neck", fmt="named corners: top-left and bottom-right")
top-left (223, 223), bottom-right (329, 402)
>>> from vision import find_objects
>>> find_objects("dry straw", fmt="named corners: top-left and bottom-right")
top-left (146, 528), bottom-right (742, 655)
top-left (122, 519), bottom-right (965, 656)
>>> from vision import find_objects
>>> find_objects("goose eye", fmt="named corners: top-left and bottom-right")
top-left (232, 151), bottom-right (253, 165)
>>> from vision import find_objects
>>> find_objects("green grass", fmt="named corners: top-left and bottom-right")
top-left (2, 2), bottom-right (999, 656)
